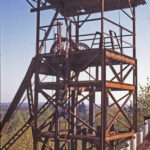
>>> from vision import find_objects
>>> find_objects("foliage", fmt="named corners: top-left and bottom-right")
top-left (137, 77), bottom-right (150, 130)
top-left (1, 110), bottom-right (33, 150)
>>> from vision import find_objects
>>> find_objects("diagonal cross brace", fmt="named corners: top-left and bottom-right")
top-left (38, 11), bottom-right (58, 53)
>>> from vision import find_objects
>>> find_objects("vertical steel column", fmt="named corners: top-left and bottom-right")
top-left (68, 21), bottom-right (72, 150)
top-left (82, 128), bottom-right (87, 150)
top-left (105, 95), bottom-right (108, 128)
top-left (69, 21), bottom-right (72, 50)
top-left (58, 22), bottom-right (62, 53)
top-left (33, 1), bottom-right (40, 149)
top-left (120, 27), bottom-right (123, 82)
top-left (133, 7), bottom-right (137, 133)
top-left (34, 58), bottom-right (40, 150)
top-left (71, 90), bottom-right (76, 150)
top-left (89, 87), bottom-right (95, 134)
top-left (65, 19), bottom-right (70, 150)
top-left (36, 0), bottom-right (40, 55)
top-left (101, 0), bottom-right (106, 149)
top-left (55, 62), bottom-right (60, 150)
top-left (65, 19), bottom-right (70, 82)
top-left (54, 107), bottom-right (60, 150)
top-left (74, 76), bottom-right (78, 150)
top-left (55, 23), bottom-right (61, 150)
top-left (76, 16), bottom-right (79, 48)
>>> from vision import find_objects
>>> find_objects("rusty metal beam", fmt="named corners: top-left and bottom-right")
top-left (101, 0), bottom-right (106, 149)
top-left (106, 90), bottom-right (133, 133)
top-left (39, 11), bottom-right (58, 53)
top-left (40, 131), bottom-right (134, 142)
top-left (89, 88), bottom-right (96, 134)
top-left (106, 50), bottom-right (136, 65)
top-left (133, 7), bottom-right (137, 133)
top-left (106, 81), bottom-right (135, 90)
top-left (0, 58), bottom-right (35, 135)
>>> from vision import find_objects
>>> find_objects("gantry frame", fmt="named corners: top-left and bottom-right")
top-left (1, 0), bottom-right (146, 149)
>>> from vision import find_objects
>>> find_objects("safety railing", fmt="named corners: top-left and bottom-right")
top-left (121, 119), bottom-right (150, 150)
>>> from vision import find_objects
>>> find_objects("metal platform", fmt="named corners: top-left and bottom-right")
top-left (47, 0), bottom-right (146, 16)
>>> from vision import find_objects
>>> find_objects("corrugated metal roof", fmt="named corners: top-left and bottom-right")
top-left (47, 0), bottom-right (146, 16)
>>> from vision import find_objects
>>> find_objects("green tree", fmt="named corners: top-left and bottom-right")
top-left (137, 77), bottom-right (150, 130)
top-left (1, 110), bottom-right (33, 150)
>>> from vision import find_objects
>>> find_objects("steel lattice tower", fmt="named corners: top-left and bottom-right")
top-left (1, 0), bottom-right (146, 149)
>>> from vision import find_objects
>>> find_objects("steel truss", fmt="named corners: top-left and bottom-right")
top-left (1, 0), bottom-right (146, 149)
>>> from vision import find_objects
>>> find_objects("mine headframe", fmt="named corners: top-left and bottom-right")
top-left (1, 0), bottom-right (146, 150)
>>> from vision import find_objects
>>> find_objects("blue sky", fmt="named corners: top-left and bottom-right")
top-left (1, 0), bottom-right (150, 102)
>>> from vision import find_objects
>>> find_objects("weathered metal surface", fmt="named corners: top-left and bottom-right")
top-left (1, 0), bottom-right (144, 149)
top-left (0, 58), bottom-right (35, 136)
top-left (36, 0), bottom-right (146, 16)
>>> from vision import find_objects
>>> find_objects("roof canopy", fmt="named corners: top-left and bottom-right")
top-left (47, 0), bottom-right (146, 16)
